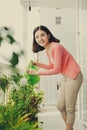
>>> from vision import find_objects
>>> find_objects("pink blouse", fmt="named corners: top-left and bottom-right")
top-left (38, 42), bottom-right (80, 79)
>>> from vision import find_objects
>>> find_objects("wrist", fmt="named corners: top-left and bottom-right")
top-left (35, 62), bottom-right (39, 66)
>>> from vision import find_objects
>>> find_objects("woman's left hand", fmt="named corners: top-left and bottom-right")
top-left (26, 68), bottom-right (38, 75)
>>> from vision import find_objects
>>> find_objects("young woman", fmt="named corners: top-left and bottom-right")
top-left (27, 25), bottom-right (83, 130)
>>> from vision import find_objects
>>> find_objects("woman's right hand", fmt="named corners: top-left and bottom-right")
top-left (32, 61), bottom-right (38, 66)
top-left (26, 68), bottom-right (38, 75)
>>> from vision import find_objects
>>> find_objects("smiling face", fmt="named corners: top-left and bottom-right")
top-left (35, 30), bottom-right (50, 48)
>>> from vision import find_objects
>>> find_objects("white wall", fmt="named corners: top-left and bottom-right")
top-left (27, 7), bottom-right (40, 64)
top-left (40, 7), bottom-right (76, 57)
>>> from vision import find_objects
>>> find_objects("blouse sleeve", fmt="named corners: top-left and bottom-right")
top-left (37, 62), bottom-right (53, 69)
top-left (38, 44), bottom-right (63, 75)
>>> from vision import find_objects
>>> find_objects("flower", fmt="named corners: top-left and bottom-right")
top-left (20, 77), bottom-right (28, 87)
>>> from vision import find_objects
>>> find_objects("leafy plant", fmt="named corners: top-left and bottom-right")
top-left (0, 25), bottom-right (44, 129)
top-left (10, 83), bottom-right (44, 122)
top-left (0, 104), bottom-right (42, 130)
top-left (0, 26), bottom-right (24, 67)
top-left (0, 26), bottom-right (16, 45)
top-left (0, 60), bottom-right (44, 129)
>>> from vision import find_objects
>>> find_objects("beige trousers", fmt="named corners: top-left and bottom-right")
top-left (57, 71), bottom-right (83, 125)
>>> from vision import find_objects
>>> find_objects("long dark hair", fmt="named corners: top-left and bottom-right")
top-left (32, 25), bottom-right (60, 53)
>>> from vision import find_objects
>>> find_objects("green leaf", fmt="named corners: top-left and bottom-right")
top-left (0, 36), bottom-right (3, 46)
top-left (9, 52), bottom-right (19, 67)
top-left (7, 34), bottom-right (16, 44)
top-left (4, 26), bottom-right (9, 30)
top-left (0, 76), bottom-right (9, 93)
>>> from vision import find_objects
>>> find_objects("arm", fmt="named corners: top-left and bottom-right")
top-left (33, 51), bottom-right (54, 69)
top-left (35, 62), bottom-right (54, 69)
top-left (26, 61), bottom-right (54, 75)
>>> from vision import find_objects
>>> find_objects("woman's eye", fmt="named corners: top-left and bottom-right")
top-left (35, 33), bottom-right (46, 39)
top-left (42, 33), bottom-right (45, 36)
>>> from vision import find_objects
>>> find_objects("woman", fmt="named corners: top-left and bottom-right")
top-left (27, 25), bottom-right (83, 130)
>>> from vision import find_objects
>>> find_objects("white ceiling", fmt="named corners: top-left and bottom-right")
top-left (20, 0), bottom-right (76, 8)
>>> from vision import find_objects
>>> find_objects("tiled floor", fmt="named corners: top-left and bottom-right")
top-left (38, 106), bottom-right (87, 130)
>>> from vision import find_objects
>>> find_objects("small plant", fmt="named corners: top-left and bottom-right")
top-left (0, 60), bottom-right (44, 129)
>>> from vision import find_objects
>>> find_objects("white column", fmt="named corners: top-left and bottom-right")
top-left (20, 1), bottom-right (29, 68)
